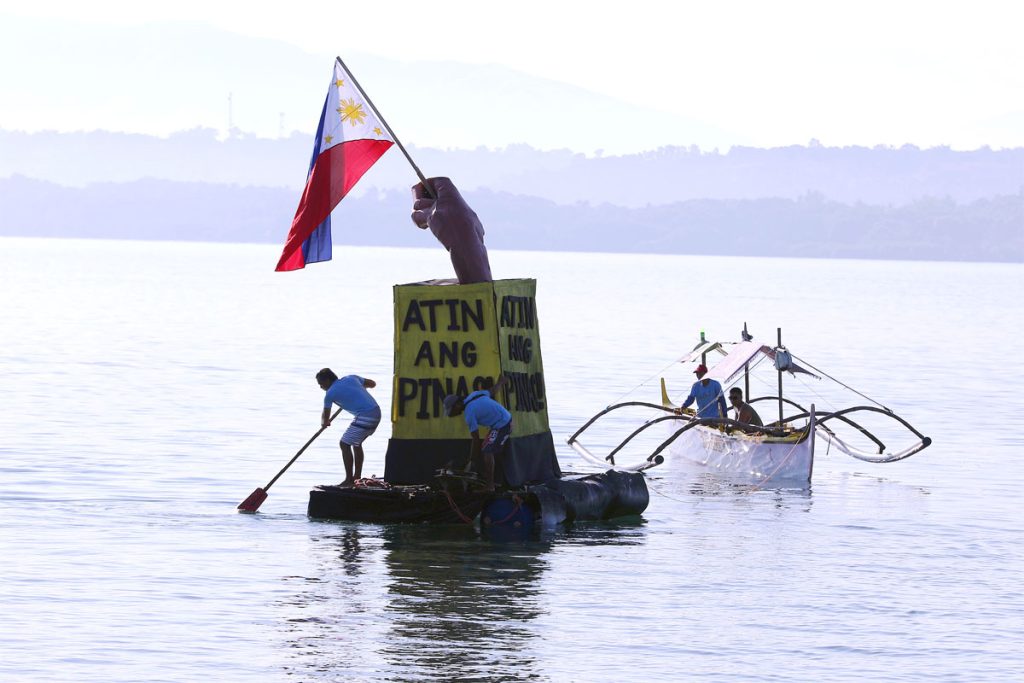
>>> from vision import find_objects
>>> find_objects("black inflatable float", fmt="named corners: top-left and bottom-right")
top-left (308, 469), bottom-right (649, 526)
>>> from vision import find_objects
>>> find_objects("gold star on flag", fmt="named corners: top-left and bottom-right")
top-left (325, 134), bottom-right (334, 144)
top-left (373, 127), bottom-right (383, 136)
top-left (335, 78), bottom-right (345, 88)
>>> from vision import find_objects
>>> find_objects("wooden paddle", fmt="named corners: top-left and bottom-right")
top-left (237, 407), bottom-right (342, 513)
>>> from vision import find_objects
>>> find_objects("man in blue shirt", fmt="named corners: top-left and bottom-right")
top-left (316, 368), bottom-right (381, 487)
top-left (679, 364), bottom-right (728, 422)
top-left (443, 375), bottom-right (511, 491)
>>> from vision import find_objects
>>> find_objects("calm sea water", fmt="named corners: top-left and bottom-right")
top-left (1, 237), bottom-right (1022, 682)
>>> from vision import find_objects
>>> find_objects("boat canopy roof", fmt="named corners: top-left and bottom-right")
top-left (682, 340), bottom-right (819, 386)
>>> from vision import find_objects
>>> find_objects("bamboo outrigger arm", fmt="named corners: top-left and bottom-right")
top-left (566, 401), bottom-right (675, 471)
top-left (752, 395), bottom-right (888, 454)
top-left (781, 405), bottom-right (932, 462)
top-left (568, 402), bottom-right (798, 471)
top-left (568, 400), bottom-right (930, 472)
top-left (567, 401), bottom-right (676, 445)
top-left (568, 438), bottom-right (666, 472)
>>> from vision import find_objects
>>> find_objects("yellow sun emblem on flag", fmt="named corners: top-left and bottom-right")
top-left (337, 98), bottom-right (368, 126)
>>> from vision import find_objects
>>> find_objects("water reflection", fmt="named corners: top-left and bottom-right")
top-left (647, 467), bottom-right (814, 514)
top-left (332, 525), bottom-right (366, 578)
top-left (271, 522), bottom-right (556, 681)
top-left (273, 523), bottom-right (390, 681)
top-left (274, 517), bottom-right (650, 681)
top-left (379, 525), bottom-right (551, 682)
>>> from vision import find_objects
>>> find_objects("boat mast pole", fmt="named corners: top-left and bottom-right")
top-left (743, 323), bottom-right (750, 402)
top-left (777, 327), bottom-right (784, 425)
top-left (744, 364), bottom-right (750, 411)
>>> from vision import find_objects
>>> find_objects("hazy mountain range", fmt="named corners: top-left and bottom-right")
top-left (3, 173), bottom-right (1017, 263)
top-left (0, 14), bottom-right (1020, 264)
top-left (2, 128), bottom-right (1021, 207)
top-left (1, 129), bottom-right (1021, 263)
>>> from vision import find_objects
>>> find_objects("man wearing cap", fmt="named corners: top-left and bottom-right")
top-left (443, 375), bottom-right (511, 491)
top-left (678, 364), bottom-right (728, 422)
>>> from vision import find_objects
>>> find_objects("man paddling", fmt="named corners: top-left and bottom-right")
top-left (443, 375), bottom-right (512, 491)
top-left (316, 369), bottom-right (381, 487)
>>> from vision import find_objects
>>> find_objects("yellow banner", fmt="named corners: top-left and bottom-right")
top-left (391, 281), bottom-right (501, 439)
top-left (389, 279), bottom-right (550, 439)
top-left (494, 279), bottom-right (549, 436)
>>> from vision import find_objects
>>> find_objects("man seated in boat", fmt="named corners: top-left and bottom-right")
top-left (728, 387), bottom-right (764, 432)
top-left (442, 375), bottom-right (512, 491)
top-left (676, 364), bottom-right (728, 424)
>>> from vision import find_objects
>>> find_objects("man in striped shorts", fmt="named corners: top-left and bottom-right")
top-left (316, 368), bottom-right (381, 487)
top-left (443, 375), bottom-right (512, 491)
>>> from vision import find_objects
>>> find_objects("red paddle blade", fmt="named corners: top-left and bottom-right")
top-left (237, 488), bottom-right (268, 513)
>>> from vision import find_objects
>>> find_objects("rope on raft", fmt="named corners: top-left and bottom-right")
top-left (443, 490), bottom-right (477, 525)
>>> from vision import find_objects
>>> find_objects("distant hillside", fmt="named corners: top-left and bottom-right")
top-left (1, 129), bottom-right (1020, 208)
top-left (0, 17), bottom-right (736, 154)
top-left (1, 176), bottom-right (1020, 263)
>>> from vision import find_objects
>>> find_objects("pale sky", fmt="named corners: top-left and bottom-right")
top-left (1, 0), bottom-right (1022, 150)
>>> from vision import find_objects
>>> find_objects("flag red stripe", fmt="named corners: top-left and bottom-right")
top-left (275, 138), bottom-right (394, 271)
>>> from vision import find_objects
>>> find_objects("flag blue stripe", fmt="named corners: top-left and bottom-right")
top-left (300, 92), bottom-right (333, 266)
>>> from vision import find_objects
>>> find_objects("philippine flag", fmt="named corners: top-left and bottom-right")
top-left (275, 60), bottom-right (395, 271)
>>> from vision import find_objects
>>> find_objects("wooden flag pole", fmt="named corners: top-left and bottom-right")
top-left (336, 55), bottom-right (435, 199)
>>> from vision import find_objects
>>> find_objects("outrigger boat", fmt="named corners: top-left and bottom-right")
top-left (568, 325), bottom-right (931, 485)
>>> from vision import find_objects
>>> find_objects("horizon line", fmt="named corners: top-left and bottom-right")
top-left (2, 126), bottom-right (1021, 156)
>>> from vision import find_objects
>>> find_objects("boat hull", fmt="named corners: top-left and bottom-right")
top-left (668, 423), bottom-right (815, 484)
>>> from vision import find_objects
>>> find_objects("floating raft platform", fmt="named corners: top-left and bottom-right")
top-left (308, 470), bottom-right (649, 525)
